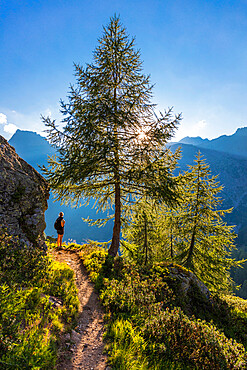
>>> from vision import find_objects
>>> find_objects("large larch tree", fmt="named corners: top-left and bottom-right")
top-left (42, 15), bottom-right (181, 256)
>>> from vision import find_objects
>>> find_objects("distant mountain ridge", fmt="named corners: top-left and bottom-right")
top-left (9, 130), bottom-right (56, 167)
top-left (178, 127), bottom-right (247, 158)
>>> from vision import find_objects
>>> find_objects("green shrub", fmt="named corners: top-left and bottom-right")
top-left (144, 307), bottom-right (246, 369)
top-left (105, 319), bottom-right (150, 369)
top-left (41, 259), bottom-right (79, 321)
top-left (0, 232), bottom-right (79, 368)
top-left (101, 271), bottom-right (173, 322)
top-left (0, 228), bottom-right (49, 287)
top-left (1, 325), bottom-right (56, 369)
top-left (0, 285), bottom-right (56, 369)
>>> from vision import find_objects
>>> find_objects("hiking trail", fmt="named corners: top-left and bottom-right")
top-left (50, 248), bottom-right (109, 370)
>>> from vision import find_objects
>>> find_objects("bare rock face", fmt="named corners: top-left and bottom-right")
top-left (0, 135), bottom-right (49, 247)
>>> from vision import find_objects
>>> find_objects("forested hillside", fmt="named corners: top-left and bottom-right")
top-left (48, 240), bottom-right (247, 369)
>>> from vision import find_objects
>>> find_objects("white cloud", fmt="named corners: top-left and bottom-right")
top-left (0, 113), bottom-right (7, 125)
top-left (0, 112), bottom-right (19, 138)
top-left (4, 123), bottom-right (18, 134)
top-left (0, 105), bottom-right (63, 140)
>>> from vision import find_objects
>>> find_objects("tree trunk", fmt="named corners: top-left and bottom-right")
top-left (185, 228), bottom-right (196, 268)
top-left (144, 213), bottom-right (148, 265)
top-left (185, 167), bottom-right (200, 269)
top-left (170, 226), bottom-right (174, 260)
top-left (108, 181), bottom-right (121, 256)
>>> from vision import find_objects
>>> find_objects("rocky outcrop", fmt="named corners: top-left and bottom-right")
top-left (165, 264), bottom-right (212, 316)
top-left (0, 135), bottom-right (49, 247)
top-left (167, 264), bottom-right (211, 299)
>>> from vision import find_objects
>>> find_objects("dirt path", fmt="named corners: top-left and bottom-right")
top-left (50, 249), bottom-right (109, 370)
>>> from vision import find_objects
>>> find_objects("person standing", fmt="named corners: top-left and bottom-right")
top-left (56, 212), bottom-right (65, 247)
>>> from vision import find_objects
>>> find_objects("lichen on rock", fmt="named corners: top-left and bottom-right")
top-left (0, 135), bottom-right (49, 248)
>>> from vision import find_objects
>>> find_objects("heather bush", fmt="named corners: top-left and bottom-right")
top-left (101, 271), bottom-right (173, 321)
top-left (144, 307), bottom-right (246, 369)
top-left (101, 268), bottom-right (247, 368)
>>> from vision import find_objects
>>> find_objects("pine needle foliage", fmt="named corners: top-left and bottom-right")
top-left (123, 153), bottom-right (244, 292)
top-left (122, 199), bottom-right (169, 265)
top-left (42, 15), bottom-right (181, 256)
top-left (174, 153), bottom-right (243, 291)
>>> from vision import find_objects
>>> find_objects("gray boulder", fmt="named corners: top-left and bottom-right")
top-left (168, 264), bottom-right (210, 297)
top-left (0, 135), bottom-right (49, 247)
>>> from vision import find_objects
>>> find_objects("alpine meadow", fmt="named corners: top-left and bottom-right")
top-left (2, 14), bottom-right (247, 370)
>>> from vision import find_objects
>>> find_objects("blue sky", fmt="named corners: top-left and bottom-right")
top-left (1, 0), bottom-right (247, 141)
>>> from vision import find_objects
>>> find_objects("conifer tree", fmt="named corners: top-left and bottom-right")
top-left (42, 15), bottom-right (181, 256)
top-left (122, 200), bottom-right (156, 265)
top-left (175, 153), bottom-right (242, 291)
top-left (122, 197), bottom-right (176, 264)
top-left (123, 153), bottom-right (244, 291)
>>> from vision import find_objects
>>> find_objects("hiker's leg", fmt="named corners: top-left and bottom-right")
top-left (57, 234), bottom-right (62, 247)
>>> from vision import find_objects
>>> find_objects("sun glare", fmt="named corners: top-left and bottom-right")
top-left (138, 131), bottom-right (146, 141)
top-left (136, 127), bottom-right (148, 142)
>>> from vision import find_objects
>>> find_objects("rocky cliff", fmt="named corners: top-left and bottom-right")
top-left (0, 135), bottom-right (49, 247)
